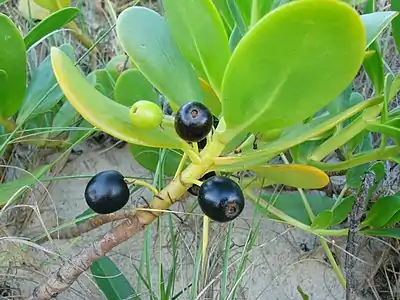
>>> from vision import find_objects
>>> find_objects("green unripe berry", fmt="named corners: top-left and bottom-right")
top-left (129, 100), bottom-right (163, 130)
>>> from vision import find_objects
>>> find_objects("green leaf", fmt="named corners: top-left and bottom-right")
top-left (116, 6), bottom-right (203, 110)
top-left (199, 77), bottom-right (221, 116)
top-left (90, 256), bottom-right (139, 300)
top-left (389, 74), bottom-right (400, 103)
top-left (33, 0), bottom-right (70, 11)
top-left (214, 95), bottom-right (383, 170)
top-left (227, 0), bottom-right (247, 36)
top-left (52, 99), bottom-right (80, 129)
top-left (0, 13), bottom-right (27, 118)
top-left (212, 0), bottom-right (234, 32)
top-left (361, 11), bottom-right (399, 48)
top-left (258, 193), bottom-right (335, 226)
top-left (221, 0), bottom-right (366, 135)
top-left (326, 84), bottom-right (353, 116)
top-left (363, 41), bottom-right (384, 94)
top-left (17, 43), bottom-right (74, 124)
top-left (249, 164), bottom-right (329, 189)
top-left (0, 165), bottom-right (50, 207)
top-left (229, 25), bottom-right (242, 52)
top-left (105, 54), bottom-right (132, 81)
top-left (163, 0), bottom-right (230, 96)
top-left (114, 69), bottom-right (158, 107)
top-left (297, 286), bottom-right (310, 300)
top-left (24, 7), bottom-right (79, 49)
top-left (361, 228), bottom-right (400, 239)
top-left (363, 196), bottom-right (400, 228)
top-left (51, 47), bottom-right (190, 150)
top-left (129, 144), bottom-right (186, 177)
top-left (235, 0), bottom-right (251, 28)
top-left (392, 1), bottom-right (400, 53)
top-left (88, 69), bottom-right (115, 100)
top-left (331, 195), bottom-right (355, 226)
top-left (290, 140), bottom-right (323, 164)
top-left (311, 210), bottom-right (333, 229)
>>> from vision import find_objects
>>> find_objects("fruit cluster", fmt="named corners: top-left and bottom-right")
top-left (84, 101), bottom-right (245, 222)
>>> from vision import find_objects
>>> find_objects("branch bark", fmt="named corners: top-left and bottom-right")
top-left (344, 171), bottom-right (375, 300)
top-left (29, 139), bottom-right (223, 299)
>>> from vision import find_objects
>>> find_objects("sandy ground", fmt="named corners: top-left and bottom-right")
top-left (0, 141), bottom-right (372, 300)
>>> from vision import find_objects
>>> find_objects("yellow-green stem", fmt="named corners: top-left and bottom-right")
top-left (126, 179), bottom-right (159, 195)
top-left (173, 153), bottom-right (188, 180)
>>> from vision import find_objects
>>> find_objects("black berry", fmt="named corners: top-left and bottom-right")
top-left (188, 171), bottom-right (216, 196)
top-left (198, 176), bottom-right (245, 222)
top-left (174, 101), bottom-right (213, 142)
top-left (84, 170), bottom-right (130, 214)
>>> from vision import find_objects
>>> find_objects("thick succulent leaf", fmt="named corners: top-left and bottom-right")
top-left (363, 41), bottom-right (384, 94)
top-left (114, 69), bottom-right (158, 107)
top-left (88, 69), bottom-right (115, 100)
top-left (24, 7), bottom-right (79, 49)
top-left (257, 193), bottom-right (335, 226)
top-left (90, 256), bottom-right (139, 300)
top-left (0, 13), bottom-right (27, 119)
top-left (389, 74), bottom-right (400, 103)
top-left (52, 99), bottom-right (79, 129)
top-left (392, 1), bottom-right (400, 53)
top-left (50, 47), bottom-right (190, 150)
top-left (229, 25), bottom-right (242, 52)
top-left (18, 0), bottom-right (50, 20)
top-left (227, 0), bottom-right (247, 35)
top-left (361, 228), bottom-right (400, 239)
top-left (221, 0), bottom-right (366, 135)
top-left (105, 54), bottom-right (133, 81)
top-left (17, 43), bottom-right (74, 124)
top-left (214, 96), bottom-right (383, 170)
top-left (199, 78), bottom-right (221, 116)
top-left (116, 7), bottom-right (203, 110)
top-left (129, 144), bottom-right (186, 177)
top-left (0, 165), bottom-right (50, 206)
top-left (311, 211), bottom-right (333, 229)
top-left (361, 11), bottom-right (399, 48)
top-left (33, 0), bottom-right (70, 11)
top-left (249, 164), bottom-right (329, 189)
top-left (363, 195), bottom-right (400, 228)
top-left (212, 0), bottom-right (234, 32)
top-left (163, 0), bottom-right (230, 96)
top-left (235, 0), bottom-right (251, 28)
top-left (331, 195), bottom-right (355, 226)
top-left (326, 84), bottom-right (352, 117)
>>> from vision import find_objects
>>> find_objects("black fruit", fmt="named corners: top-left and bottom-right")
top-left (174, 101), bottom-right (213, 142)
top-left (188, 171), bottom-right (216, 196)
top-left (84, 170), bottom-right (130, 214)
top-left (198, 176), bottom-right (245, 223)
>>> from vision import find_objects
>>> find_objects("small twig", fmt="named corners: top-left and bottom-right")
top-left (345, 171), bottom-right (376, 300)
top-left (34, 210), bottom-right (135, 244)
top-left (29, 215), bottom-right (145, 300)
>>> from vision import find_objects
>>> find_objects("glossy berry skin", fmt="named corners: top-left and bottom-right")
top-left (84, 170), bottom-right (130, 214)
top-left (188, 171), bottom-right (216, 196)
top-left (174, 101), bottom-right (213, 142)
top-left (198, 176), bottom-right (245, 223)
top-left (129, 100), bottom-right (163, 130)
